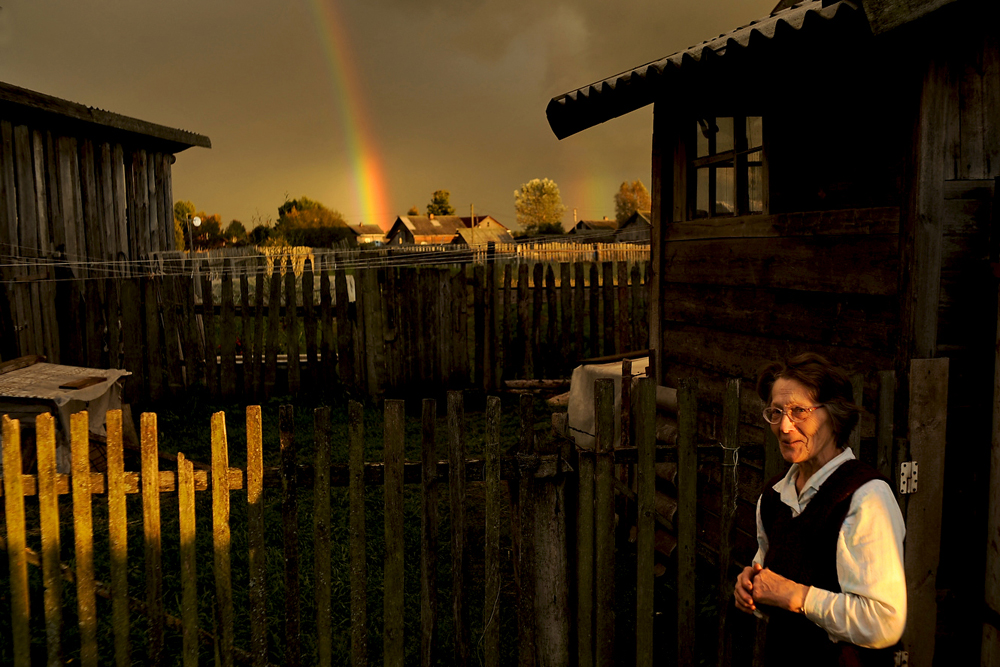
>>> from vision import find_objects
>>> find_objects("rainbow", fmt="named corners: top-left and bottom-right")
top-left (304, 0), bottom-right (392, 230)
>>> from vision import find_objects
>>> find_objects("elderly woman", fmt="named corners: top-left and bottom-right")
top-left (733, 353), bottom-right (906, 665)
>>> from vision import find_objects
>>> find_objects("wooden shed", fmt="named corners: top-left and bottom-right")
top-left (547, 0), bottom-right (998, 663)
top-left (0, 81), bottom-right (210, 363)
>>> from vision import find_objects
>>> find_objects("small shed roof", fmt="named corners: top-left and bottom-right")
top-left (0, 80), bottom-right (211, 153)
top-left (396, 215), bottom-right (468, 236)
top-left (545, 0), bottom-right (865, 139)
top-left (453, 227), bottom-right (514, 246)
top-left (350, 223), bottom-right (386, 237)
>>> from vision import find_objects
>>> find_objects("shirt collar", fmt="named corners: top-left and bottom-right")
top-left (772, 447), bottom-right (856, 509)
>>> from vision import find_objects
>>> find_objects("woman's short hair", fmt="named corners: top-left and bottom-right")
top-left (756, 352), bottom-right (860, 447)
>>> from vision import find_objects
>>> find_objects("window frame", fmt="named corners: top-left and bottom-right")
top-left (688, 114), bottom-right (766, 220)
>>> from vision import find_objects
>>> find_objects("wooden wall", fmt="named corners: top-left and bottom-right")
top-left (0, 116), bottom-right (179, 362)
top-left (647, 9), bottom-right (999, 662)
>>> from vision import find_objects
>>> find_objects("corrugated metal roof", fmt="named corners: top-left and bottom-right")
top-left (545, 0), bottom-right (865, 139)
top-left (0, 80), bottom-right (211, 151)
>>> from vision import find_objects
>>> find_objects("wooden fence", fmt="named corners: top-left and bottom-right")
top-left (0, 356), bottom-right (942, 665)
top-left (24, 257), bottom-right (649, 405)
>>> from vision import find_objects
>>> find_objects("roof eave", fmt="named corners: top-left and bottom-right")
top-left (0, 80), bottom-right (211, 152)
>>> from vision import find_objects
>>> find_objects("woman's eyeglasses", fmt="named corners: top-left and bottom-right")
top-left (762, 405), bottom-right (824, 425)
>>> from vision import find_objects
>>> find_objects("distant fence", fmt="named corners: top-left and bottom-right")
top-left (3, 255), bottom-right (650, 404)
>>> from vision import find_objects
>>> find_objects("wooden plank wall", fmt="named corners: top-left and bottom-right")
top-left (0, 111), bottom-right (180, 365)
top-left (652, 206), bottom-right (902, 570)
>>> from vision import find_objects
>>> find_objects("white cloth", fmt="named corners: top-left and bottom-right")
top-left (567, 357), bottom-right (649, 450)
top-left (753, 447), bottom-right (907, 649)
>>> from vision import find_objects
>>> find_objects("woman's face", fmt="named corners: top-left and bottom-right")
top-left (769, 377), bottom-right (839, 468)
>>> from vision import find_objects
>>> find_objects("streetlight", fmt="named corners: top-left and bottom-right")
top-left (186, 215), bottom-right (202, 252)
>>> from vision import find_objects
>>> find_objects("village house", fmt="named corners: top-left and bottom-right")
top-left (565, 216), bottom-right (617, 239)
top-left (384, 214), bottom-right (468, 245)
top-left (614, 209), bottom-right (651, 242)
top-left (547, 0), bottom-right (998, 663)
top-left (349, 222), bottom-right (386, 245)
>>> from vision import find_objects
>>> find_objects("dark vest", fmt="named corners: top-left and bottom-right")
top-left (759, 459), bottom-right (896, 667)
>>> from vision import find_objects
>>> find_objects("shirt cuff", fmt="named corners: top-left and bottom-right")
top-left (801, 585), bottom-right (818, 619)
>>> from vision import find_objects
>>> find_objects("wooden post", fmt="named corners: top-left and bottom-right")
top-left (264, 259), bottom-right (281, 395)
top-left (384, 400), bottom-right (405, 667)
top-left (320, 256), bottom-right (335, 387)
top-left (589, 263), bottom-right (600, 359)
top-left (141, 412), bottom-right (164, 666)
top-left (602, 262), bottom-right (614, 356)
top-left (247, 405), bottom-right (267, 666)
top-left (577, 425), bottom-right (595, 667)
top-left (3, 416), bottom-right (30, 667)
top-left (36, 412), bottom-right (64, 666)
top-left (201, 264), bottom-right (218, 396)
top-left (240, 271), bottom-right (253, 397)
top-left (177, 452), bottom-right (198, 667)
top-left (903, 358), bottom-right (948, 666)
top-left (475, 264), bottom-right (486, 390)
top-left (545, 265), bottom-right (557, 379)
top-left (484, 396), bottom-right (501, 667)
top-left (574, 263), bottom-right (585, 362)
top-left (220, 260), bottom-right (237, 397)
top-left (518, 394), bottom-right (537, 667)
top-left (594, 379), bottom-right (616, 667)
top-left (518, 264), bottom-right (531, 379)
top-left (212, 412), bottom-right (234, 667)
top-left (718, 378), bottom-right (741, 667)
top-left (560, 262), bottom-right (572, 375)
top-left (532, 263), bottom-right (544, 378)
top-left (634, 377), bottom-right (657, 667)
top-left (285, 258), bottom-right (301, 395)
top-left (617, 262), bottom-right (630, 354)
top-left (677, 378), bottom-right (698, 667)
top-left (421, 399), bottom-right (439, 667)
top-left (335, 269), bottom-right (355, 390)
top-left (348, 401), bottom-right (368, 667)
top-left (449, 391), bottom-right (470, 666)
top-left (106, 410), bottom-right (130, 667)
top-left (877, 371), bottom-right (896, 480)
top-left (303, 258), bottom-right (317, 391)
top-left (280, 405), bottom-right (301, 666)
top-left (314, 406), bottom-right (332, 667)
top-left (986, 274), bottom-right (1000, 662)
top-left (252, 261), bottom-right (266, 398)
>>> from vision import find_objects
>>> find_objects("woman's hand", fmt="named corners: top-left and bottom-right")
top-left (751, 568), bottom-right (810, 614)
top-left (734, 563), bottom-right (762, 613)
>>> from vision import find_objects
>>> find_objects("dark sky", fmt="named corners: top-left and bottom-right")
top-left (0, 0), bottom-right (775, 230)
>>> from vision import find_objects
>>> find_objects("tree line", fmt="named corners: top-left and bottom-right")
top-left (174, 179), bottom-right (651, 249)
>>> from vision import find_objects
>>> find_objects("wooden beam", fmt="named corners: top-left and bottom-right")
top-left (903, 358), bottom-right (948, 665)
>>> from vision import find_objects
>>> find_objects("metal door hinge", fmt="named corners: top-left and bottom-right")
top-left (899, 462), bottom-right (918, 495)
top-left (894, 650), bottom-right (908, 666)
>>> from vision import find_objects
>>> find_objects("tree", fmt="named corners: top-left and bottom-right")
top-left (249, 225), bottom-right (272, 245)
top-left (614, 179), bottom-right (651, 224)
top-left (194, 212), bottom-right (223, 249)
top-left (426, 190), bottom-right (455, 216)
top-left (406, 206), bottom-right (420, 216)
top-left (224, 220), bottom-right (247, 243)
top-left (174, 200), bottom-right (195, 249)
top-left (514, 178), bottom-right (566, 235)
top-left (274, 196), bottom-right (353, 248)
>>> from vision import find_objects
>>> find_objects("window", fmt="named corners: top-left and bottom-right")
top-left (692, 116), bottom-right (764, 219)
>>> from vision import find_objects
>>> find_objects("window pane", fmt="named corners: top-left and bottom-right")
top-left (715, 167), bottom-right (734, 216)
top-left (716, 117), bottom-right (734, 153)
top-left (697, 120), bottom-right (710, 158)
top-left (747, 116), bottom-right (763, 150)
top-left (696, 168), bottom-right (710, 218)
top-left (747, 149), bottom-right (763, 213)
